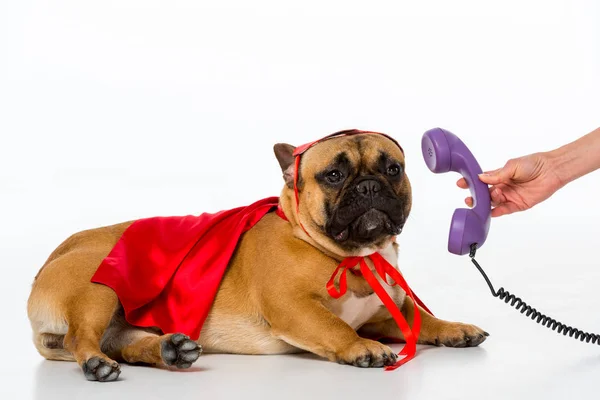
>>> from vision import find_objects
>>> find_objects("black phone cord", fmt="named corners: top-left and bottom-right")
top-left (469, 243), bottom-right (600, 345)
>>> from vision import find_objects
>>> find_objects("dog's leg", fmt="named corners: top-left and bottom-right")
top-left (359, 296), bottom-right (488, 347)
top-left (117, 333), bottom-right (202, 369)
top-left (267, 299), bottom-right (398, 367)
top-left (63, 284), bottom-right (122, 382)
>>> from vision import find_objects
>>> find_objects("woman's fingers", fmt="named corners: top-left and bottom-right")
top-left (464, 196), bottom-right (501, 208)
top-left (456, 177), bottom-right (468, 189)
top-left (491, 204), bottom-right (518, 218)
top-left (466, 195), bottom-right (512, 216)
top-left (490, 186), bottom-right (506, 205)
top-left (464, 185), bottom-right (506, 208)
top-left (457, 168), bottom-right (503, 189)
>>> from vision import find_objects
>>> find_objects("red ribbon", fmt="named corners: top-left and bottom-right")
top-left (326, 253), bottom-right (431, 370)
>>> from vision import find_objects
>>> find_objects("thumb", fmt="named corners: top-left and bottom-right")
top-left (478, 164), bottom-right (515, 185)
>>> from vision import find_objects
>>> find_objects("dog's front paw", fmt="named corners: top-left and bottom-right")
top-left (161, 333), bottom-right (202, 369)
top-left (82, 356), bottom-right (121, 382)
top-left (336, 338), bottom-right (398, 368)
top-left (424, 322), bottom-right (489, 348)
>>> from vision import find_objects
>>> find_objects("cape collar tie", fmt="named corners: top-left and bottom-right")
top-left (277, 129), bottom-right (433, 371)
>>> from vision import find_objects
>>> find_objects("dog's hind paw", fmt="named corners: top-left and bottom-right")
top-left (161, 333), bottom-right (202, 369)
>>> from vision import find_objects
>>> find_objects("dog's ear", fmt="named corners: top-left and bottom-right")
top-left (273, 143), bottom-right (296, 188)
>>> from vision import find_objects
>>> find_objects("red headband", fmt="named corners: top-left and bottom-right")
top-left (292, 129), bottom-right (403, 236)
top-left (293, 129), bottom-right (404, 157)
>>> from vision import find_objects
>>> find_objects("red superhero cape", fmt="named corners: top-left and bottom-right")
top-left (91, 197), bottom-right (280, 341)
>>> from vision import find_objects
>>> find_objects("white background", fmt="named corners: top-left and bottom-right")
top-left (1, 1), bottom-right (599, 399)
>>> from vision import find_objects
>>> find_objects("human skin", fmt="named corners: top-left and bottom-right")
top-left (457, 127), bottom-right (600, 217)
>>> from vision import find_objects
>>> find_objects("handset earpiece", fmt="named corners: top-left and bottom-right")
top-left (421, 128), bottom-right (491, 255)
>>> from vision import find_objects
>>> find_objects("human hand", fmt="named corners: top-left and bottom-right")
top-left (456, 152), bottom-right (564, 217)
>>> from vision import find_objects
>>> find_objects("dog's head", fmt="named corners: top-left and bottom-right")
top-left (274, 130), bottom-right (411, 256)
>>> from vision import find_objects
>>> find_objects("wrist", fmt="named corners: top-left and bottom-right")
top-left (547, 147), bottom-right (576, 187)
top-left (547, 127), bottom-right (600, 186)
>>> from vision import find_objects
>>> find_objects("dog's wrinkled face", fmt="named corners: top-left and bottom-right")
top-left (274, 132), bottom-right (411, 255)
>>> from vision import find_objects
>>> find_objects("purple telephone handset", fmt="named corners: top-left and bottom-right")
top-left (421, 131), bottom-right (600, 345)
top-left (421, 128), bottom-right (491, 255)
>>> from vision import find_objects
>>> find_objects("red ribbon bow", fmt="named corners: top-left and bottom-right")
top-left (326, 253), bottom-right (432, 370)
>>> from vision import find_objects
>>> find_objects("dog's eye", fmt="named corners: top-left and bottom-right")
top-left (325, 170), bottom-right (344, 183)
top-left (387, 165), bottom-right (401, 176)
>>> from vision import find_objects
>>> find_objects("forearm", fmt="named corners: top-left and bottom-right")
top-left (548, 127), bottom-right (600, 185)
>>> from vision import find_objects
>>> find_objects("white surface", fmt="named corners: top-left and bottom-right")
top-left (1, 1), bottom-right (600, 399)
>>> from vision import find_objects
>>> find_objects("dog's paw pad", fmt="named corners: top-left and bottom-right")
top-left (161, 333), bottom-right (202, 368)
top-left (82, 357), bottom-right (121, 382)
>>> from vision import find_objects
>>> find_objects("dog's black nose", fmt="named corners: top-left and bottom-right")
top-left (356, 179), bottom-right (381, 197)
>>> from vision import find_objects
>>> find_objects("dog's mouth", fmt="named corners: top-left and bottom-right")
top-left (329, 209), bottom-right (403, 244)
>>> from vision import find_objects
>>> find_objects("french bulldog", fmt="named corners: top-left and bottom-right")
top-left (27, 130), bottom-right (487, 382)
